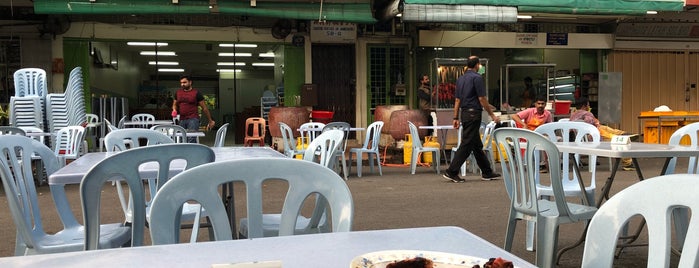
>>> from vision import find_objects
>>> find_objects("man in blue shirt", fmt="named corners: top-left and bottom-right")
top-left (442, 56), bottom-right (501, 182)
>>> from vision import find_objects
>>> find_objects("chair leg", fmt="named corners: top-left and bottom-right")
top-left (433, 150), bottom-right (440, 174)
top-left (536, 222), bottom-right (560, 268)
top-left (356, 153), bottom-right (363, 177)
top-left (368, 153), bottom-right (374, 173)
top-left (411, 150), bottom-right (419, 174)
top-left (526, 221), bottom-right (535, 251)
top-left (340, 153), bottom-right (348, 180)
top-left (504, 216), bottom-right (517, 251)
top-left (375, 151), bottom-right (382, 176)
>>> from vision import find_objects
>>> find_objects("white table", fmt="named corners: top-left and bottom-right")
top-left (123, 120), bottom-right (174, 127)
top-left (418, 125), bottom-right (455, 164)
top-left (0, 226), bottom-right (535, 267)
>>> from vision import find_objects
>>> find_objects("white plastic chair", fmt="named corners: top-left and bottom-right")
top-left (582, 174), bottom-right (699, 268)
top-left (278, 122), bottom-right (304, 158)
top-left (322, 122), bottom-right (351, 180)
top-left (298, 122), bottom-right (326, 145)
top-left (149, 157), bottom-right (354, 244)
top-left (213, 123), bottom-right (229, 147)
top-left (664, 122), bottom-right (699, 249)
top-left (81, 143), bottom-right (215, 249)
top-left (13, 68), bottom-right (48, 98)
top-left (131, 113), bottom-right (155, 128)
top-left (408, 121), bottom-right (440, 175)
top-left (0, 126), bottom-right (26, 136)
top-left (117, 115), bottom-right (127, 129)
top-left (349, 121), bottom-right (384, 177)
top-left (53, 126), bottom-right (86, 166)
top-left (151, 124), bottom-right (188, 143)
top-left (238, 129), bottom-right (345, 238)
top-left (0, 135), bottom-right (130, 255)
top-left (493, 128), bottom-right (597, 268)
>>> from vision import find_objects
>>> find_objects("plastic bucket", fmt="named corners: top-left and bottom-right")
top-left (553, 100), bottom-right (572, 115)
top-left (311, 110), bottom-right (334, 124)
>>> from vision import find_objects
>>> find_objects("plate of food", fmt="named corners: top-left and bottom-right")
top-left (349, 250), bottom-right (513, 268)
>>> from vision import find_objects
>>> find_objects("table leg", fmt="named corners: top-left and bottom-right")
top-left (222, 182), bottom-right (237, 239)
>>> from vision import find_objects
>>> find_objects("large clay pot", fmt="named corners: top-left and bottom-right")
top-left (388, 109), bottom-right (428, 140)
top-left (268, 106), bottom-right (311, 137)
top-left (375, 105), bottom-right (408, 134)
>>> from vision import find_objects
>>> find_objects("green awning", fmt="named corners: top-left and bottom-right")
top-left (33, 0), bottom-right (377, 24)
top-left (402, 0), bottom-right (685, 15)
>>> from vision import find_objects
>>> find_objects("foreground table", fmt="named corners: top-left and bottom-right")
top-left (0, 226), bottom-right (535, 267)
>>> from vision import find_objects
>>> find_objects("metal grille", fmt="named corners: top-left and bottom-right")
top-left (368, 45), bottom-right (407, 113)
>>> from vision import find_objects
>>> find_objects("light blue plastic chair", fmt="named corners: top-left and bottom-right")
top-left (493, 128), bottom-right (597, 268)
top-left (408, 121), bottom-right (440, 175)
top-left (53, 126), bottom-right (87, 166)
top-left (298, 122), bottom-right (326, 145)
top-left (322, 122), bottom-right (351, 180)
top-left (213, 123), bottom-right (230, 147)
top-left (0, 126), bottom-right (26, 136)
top-left (131, 113), bottom-right (155, 128)
top-left (0, 135), bottom-right (130, 255)
top-left (349, 121), bottom-right (384, 177)
top-left (278, 122), bottom-right (304, 158)
top-left (582, 174), bottom-right (699, 268)
top-left (151, 124), bottom-right (188, 143)
top-left (149, 157), bottom-right (353, 244)
top-left (81, 143), bottom-right (215, 249)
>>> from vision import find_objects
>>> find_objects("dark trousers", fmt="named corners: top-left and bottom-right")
top-left (446, 110), bottom-right (494, 176)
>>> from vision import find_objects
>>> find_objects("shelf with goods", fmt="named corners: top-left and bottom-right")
top-left (260, 90), bottom-right (278, 120)
top-left (581, 73), bottom-right (599, 115)
top-left (430, 58), bottom-right (470, 110)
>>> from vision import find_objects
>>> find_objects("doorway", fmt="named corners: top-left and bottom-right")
top-left (311, 44), bottom-right (356, 127)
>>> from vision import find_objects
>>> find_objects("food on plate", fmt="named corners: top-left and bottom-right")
top-left (472, 257), bottom-right (514, 268)
top-left (386, 257), bottom-right (434, 268)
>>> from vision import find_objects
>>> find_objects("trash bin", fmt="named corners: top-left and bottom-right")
top-left (311, 110), bottom-right (334, 124)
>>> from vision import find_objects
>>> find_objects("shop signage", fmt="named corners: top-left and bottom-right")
top-left (516, 33), bottom-right (538, 46)
top-left (310, 21), bottom-right (357, 43)
top-left (546, 33), bottom-right (568, 45)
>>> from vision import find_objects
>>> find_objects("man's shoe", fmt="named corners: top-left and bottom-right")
top-left (481, 172), bottom-right (501, 181)
top-left (442, 172), bottom-right (466, 183)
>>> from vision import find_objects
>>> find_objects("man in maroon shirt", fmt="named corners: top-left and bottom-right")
top-left (172, 75), bottom-right (215, 142)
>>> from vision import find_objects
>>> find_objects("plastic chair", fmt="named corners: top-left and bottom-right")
top-left (349, 121), bottom-right (383, 177)
top-left (213, 123), bottom-right (230, 147)
top-left (243, 117), bottom-right (266, 147)
top-left (322, 122), bottom-right (351, 180)
top-left (0, 135), bottom-right (130, 255)
top-left (13, 68), bottom-right (48, 98)
top-left (151, 124), bottom-right (188, 143)
top-left (149, 158), bottom-right (354, 244)
top-left (131, 113), bottom-right (155, 128)
top-left (0, 126), bottom-right (26, 136)
top-left (53, 126), bottom-right (86, 166)
top-left (278, 122), bottom-right (304, 158)
top-left (117, 115), bottom-right (127, 129)
top-left (407, 121), bottom-right (440, 175)
top-left (664, 122), bottom-right (699, 249)
top-left (81, 143), bottom-right (215, 249)
top-left (582, 174), bottom-right (699, 268)
top-left (298, 122), bottom-right (326, 145)
top-left (85, 113), bottom-right (100, 150)
top-left (492, 128), bottom-right (597, 268)
top-left (238, 129), bottom-right (345, 238)
top-left (456, 121), bottom-right (496, 176)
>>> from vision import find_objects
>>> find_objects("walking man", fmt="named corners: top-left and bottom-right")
top-left (442, 56), bottom-right (501, 182)
top-left (172, 75), bottom-right (215, 143)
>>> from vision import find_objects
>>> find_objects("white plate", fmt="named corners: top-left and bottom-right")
top-left (349, 250), bottom-right (490, 268)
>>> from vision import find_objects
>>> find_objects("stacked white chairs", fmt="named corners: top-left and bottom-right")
top-left (238, 129), bottom-right (345, 238)
top-left (53, 126), bottom-right (86, 167)
top-left (9, 95), bottom-right (43, 129)
top-left (349, 121), bottom-right (384, 177)
top-left (45, 67), bottom-right (86, 134)
top-left (322, 122), bottom-right (352, 180)
top-left (407, 121), bottom-right (440, 175)
top-left (213, 123), bottom-right (229, 147)
top-left (582, 174), bottom-right (699, 268)
top-left (493, 128), bottom-right (597, 268)
top-left (278, 122), bottom-right (304, 158)
top-left (149, 157), bottom-right (354, 244)
top-left (0, 135), bottom-right (130, 254)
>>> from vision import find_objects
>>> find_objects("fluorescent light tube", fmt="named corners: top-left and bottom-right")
top-left (218, 53), bottom-right (252, 57)
top-left (140, 51), bottom-right (177, 56)
top-left (148, 61), bottom-right (179, 65)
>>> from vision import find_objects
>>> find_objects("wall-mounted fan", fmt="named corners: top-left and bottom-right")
top-left (40, 15), bottom-right (71, 39)
top-left (271, 19), bottom-right (292, 40)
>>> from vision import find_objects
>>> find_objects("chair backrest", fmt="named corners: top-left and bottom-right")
top-left (0, 136), bottom-right (62, 252)
top-left (534, 121), bottom-right (600, 183)
top-left (103, 119), bottom-right (119, 132)
top-left (131, 113), bottom-right (155, 128)
top-left (150, 124), bottom-right (188, 143)
top-left (85, 113), bottom-right (99, 125)
top-left (0, 126), bottom-right (26, 136)
top-left (582, 174), bottom-right (699, 268)
top-left (303, 129), bottom-right (344, 168)
top-left (322, 122), bottom-right (351, 153)
top-left (667, 122), bottom-right (699, 174)
top-left (149, 158), bottom-right (354, 244)
top-left (117, 116), bottom-right (127, 129)
top-left (407, 121), bottom-right (424, 149)
top-left (278, 122), bottom-right (298, 158)
top-left (18, 126), bottom-right (44, 143)
top-left (244, 117), bottom-right (266, 139)
top-left (53, 126), bottom-right (86, 161)
top-left (13, 68), bottom-right (47, 98)
top-left (213, 123), bottom-right (230, 147)
top-left (81, 143), bottom-right (215, 250)
top-left (492, 128), bottom-right (586, 221)
top-left (299, 122), bottom-right (326, 143)
top-left (360, 121), bottom-right (384, 151)
top-left (104, 129), bottom-right (174, 152)
top-left (481, 121), bottom-right (497, 149)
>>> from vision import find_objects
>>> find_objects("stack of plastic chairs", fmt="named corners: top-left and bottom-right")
top-left (10, 68), bottom-right (47, 130)
top-left (46, 67), bottom-right (86, 134)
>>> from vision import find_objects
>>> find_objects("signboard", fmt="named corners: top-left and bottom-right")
top-left (516, 33), bottom-right (538, 45)
top-left (546, 33), bottom-right (568, 45)
top-left (310, 21), bottom-right (357, 43)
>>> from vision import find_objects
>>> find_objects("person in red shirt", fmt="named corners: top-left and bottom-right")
top-left (172, 75), bottom-right (215, 143)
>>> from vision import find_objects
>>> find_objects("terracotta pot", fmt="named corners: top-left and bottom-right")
top-left (388, 109), bottom-right (428, 140)
top-left (375, 105), bottom-right (408, 134)
top-left (268, 106), bottom-right (311, 137)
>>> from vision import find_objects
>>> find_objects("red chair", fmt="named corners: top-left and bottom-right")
top-left (244, 117), bottom-right (266, 146)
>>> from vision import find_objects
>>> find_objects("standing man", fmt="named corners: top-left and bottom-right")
top-left (442, 56), bottom-right (501, 183)
top-left (172, 75), bottom-right (215, 143)
top-left (511, 95), bottom-right (552, 131)
top-left (417, 74), bottom-right (435, 133)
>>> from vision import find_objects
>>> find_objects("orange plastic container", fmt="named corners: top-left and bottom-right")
top-left (553, 100), bottom-right (572, 115)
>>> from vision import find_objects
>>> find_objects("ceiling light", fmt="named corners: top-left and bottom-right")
top-left (517, 15), bottom-right (533, 19)
top-left (217, 69), bottom-right (242, 73)
top-left (217, 62), bottom-right (246, 66)
top-left (252, 63), bottom-right (275, 67)
top-left (140, 51), bottom-right (177, 56)
top-left (258, 52), bottom-right (275, 58)
top-left (646, 10), bottom-right (658, 15)
top-left (218, 53), bottom-right (252, 57)
top-left (128, 42), bottom-right (168, 46)
top-left (219, 44), bottom-right (257, 48)
top-left (158, 68), bottom-right (184, 72)
top-left (148, 61), bottom-right (179, 65)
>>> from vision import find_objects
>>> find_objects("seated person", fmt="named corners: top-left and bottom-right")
top-left (570, 97), bottom-right (635, 171)
top-left (511, 95), bottom-right (553, 131)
